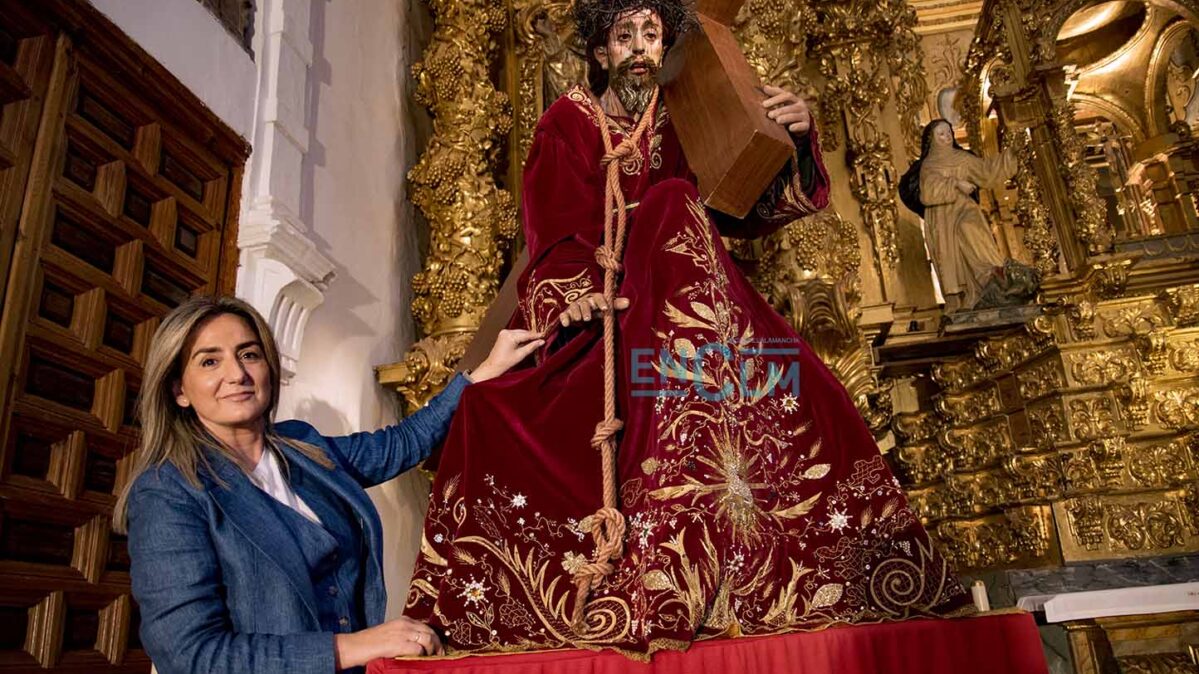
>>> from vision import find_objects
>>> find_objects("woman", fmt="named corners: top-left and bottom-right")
top-left (899, 119), bottom-right (1016, 312)
top-left (114, 296), bottom-right (542, 674)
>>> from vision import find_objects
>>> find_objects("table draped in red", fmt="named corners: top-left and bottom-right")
top-left (404, 86), bottom-right (971, 659)
top-left (372, 612), bottom-right (1048, 673)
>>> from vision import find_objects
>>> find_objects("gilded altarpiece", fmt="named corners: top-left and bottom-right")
top-left (380, 0), bottom-right (940, 438)
top-left (380, 0), bottom-right (1199, 638)
top-left (887, 0), bottom-right (1199, 575)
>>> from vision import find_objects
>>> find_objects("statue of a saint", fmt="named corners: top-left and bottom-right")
top-left (900, 119), bottom-right (1040, 312)
top-left (405, 2), bottom-right (970, 657)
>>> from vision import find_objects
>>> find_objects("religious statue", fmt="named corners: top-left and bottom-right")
top-left (404, 1), bottom-right (971, 658)
top-left (900, 119), bottom-right (1040, 312)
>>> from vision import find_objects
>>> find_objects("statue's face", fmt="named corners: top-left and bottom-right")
top-left (593, 8), bottom-right (664, 116)
top-left (933, 122), bottom-right (954, 148)
top-left (594, 8), bottom-right (664, 79)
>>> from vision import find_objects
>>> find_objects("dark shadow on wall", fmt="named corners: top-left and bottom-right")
top-left (290, 395), bottom-right (351, 435)
top-left (300, 0), bottom-right (331, 236)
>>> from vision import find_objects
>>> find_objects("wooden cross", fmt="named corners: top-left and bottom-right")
top-left (658, 0), bottom-right (795, 218)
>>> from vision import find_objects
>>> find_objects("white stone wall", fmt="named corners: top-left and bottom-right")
top-left (89, 0), bottom-right (428, 620)
top-left (271, 0), bottom-right (428, 620)
top-left (89, 0), bottom-right (257, 140)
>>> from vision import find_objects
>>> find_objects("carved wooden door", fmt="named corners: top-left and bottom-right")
top-left (0, 1), bottom-right (247, 671)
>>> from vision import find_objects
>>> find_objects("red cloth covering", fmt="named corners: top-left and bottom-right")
top-left (404, 87), bottom-right (971, 657)
top-left (370, 612), bottom-right (1048, 674)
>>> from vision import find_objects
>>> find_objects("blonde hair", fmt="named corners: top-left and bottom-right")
top-left (113, 295), bottom-right (332, 532)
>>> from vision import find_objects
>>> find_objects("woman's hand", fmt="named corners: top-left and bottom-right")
top-left (762, 85), bottom-right (811, 136)
top-left (468, 329), bottom-right (545, 383)
top-left (558, 293), bottom-right (630, 328)
top-left (334, 616), bottom-right (444, 668)
top-left (956, 179), bottom-right (975, 195)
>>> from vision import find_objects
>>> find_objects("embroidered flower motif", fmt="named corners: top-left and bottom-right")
top-left (810, 583), bottom-right (844, 608)
top-left (566, 518), bottom-right (587, 541)
top-left (517, 517), bottom-right (525, 526)
top-left (828, 509), bottom-right (850, 532)
top-left (781, 393), bottom-right (799, 413)
top-left (561, 551), bottom-right (587, 574)
top-left (460, 577), bottom-right (489, 607)
top-left (433, 533), bottom-right (444, 544)
top-left (511, 493), bottom-right (527, 508)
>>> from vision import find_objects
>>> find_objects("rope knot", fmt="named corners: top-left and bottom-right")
top-left (601, 138), bottom-right (636, 168)
top-left (569, 506), bottom-right (626, 628)
top-left (591, 418), bottom-right (624, 449)
top-left (594, 245), bottom-right (622, 273)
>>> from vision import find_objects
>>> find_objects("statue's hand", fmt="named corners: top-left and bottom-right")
top-left (559, 293), bottom-right (630, 328)
top-left (762, 85), bottom-right (811, 137)
top-left (956, 179), bottom-right (975, 195)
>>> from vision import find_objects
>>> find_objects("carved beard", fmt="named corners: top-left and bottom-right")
top-left (608, 56), bottom-right (659, 117)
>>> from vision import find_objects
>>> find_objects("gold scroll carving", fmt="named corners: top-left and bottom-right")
top-left (890, 285), bottom-right (1199, 570)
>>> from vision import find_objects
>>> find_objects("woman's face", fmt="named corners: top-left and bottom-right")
top-left (932, 122), bottom-right (954, 148)
top-left (175, 313), bottom-right (271, 435)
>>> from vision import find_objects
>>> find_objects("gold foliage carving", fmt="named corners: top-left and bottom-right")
top-left (1009, 128), bottom-right (1060, 275)
top-left (1060, 494), bottom-right (1194, 559)
top-left (1068, 395), bottom-right (1121, 441)
top-left (1162, 285), bottom-right (1199, 327)
top-left (733, 0), bottom-right (818, 100)
top-left (384, 0), bottom-right (518, 411)
top-left (935, 386), bottom-right (1000, 425)
top-left (1069, 348), bottom-right (1138, 387)
top-left (1017, 358), bottom-right (1065, 401)
top-left (1101, 303), bottom-right (1166, 339)
top-left (940, 416), bottom-right (1013, 473)
top-left (1048, 96), bottom-right (1110, 255)
top-left (932, 507), bottom-right (1053, 571)
top-left (807, 0), bottom-right (926, 264)
top-left (1116, 653), bottom-right (1199, 674)
top-left (377, 333), bottom-right (474, 414)
top-left (1154, 387), bottom-right (1199, 431)
top-left (1170, 338), bottom-right (1199, 373)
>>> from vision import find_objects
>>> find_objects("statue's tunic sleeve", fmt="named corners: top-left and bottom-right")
top-left (514, 100), bottom-right (605, 335)
top-left (709, 123), bottom-right (832, 240)
top-left (966, 149), bottom-right (1017, 191)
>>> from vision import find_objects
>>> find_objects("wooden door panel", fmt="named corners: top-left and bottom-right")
top-left (0, 1), bottom-right (55, 314)
top-left (0, 2), bottom-right (249, 671)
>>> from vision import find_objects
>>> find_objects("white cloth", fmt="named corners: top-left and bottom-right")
top-left (248, 449), bottom-right (322, 525)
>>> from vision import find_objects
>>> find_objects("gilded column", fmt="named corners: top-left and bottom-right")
top-left (960, 0), bottom-right (1112, 276)
top-left (378, 0), bottom-right (518, 413)
top-left (812, 28), bottom-right (898, 268)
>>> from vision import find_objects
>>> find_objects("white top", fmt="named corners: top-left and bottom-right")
top-left (248, 449), bottom-right (322, 526)
top-left (1018, 583), bottom-right (1199, 623)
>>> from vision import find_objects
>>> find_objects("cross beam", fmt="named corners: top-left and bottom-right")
top-left (659, 0), bottom-right (795, 218)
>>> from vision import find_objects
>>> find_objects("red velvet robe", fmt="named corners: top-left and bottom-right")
top-left (404, 87), bottom-right (971, 658)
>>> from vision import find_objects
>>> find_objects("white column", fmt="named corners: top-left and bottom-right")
top-left (237, 0), bottom-right (335, 382)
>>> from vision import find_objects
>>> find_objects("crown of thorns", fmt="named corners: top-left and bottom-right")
top-left (573, 0), bottom-right (699, 47)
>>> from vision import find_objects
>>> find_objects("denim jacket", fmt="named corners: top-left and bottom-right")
top-left (127, 374), bottom-right (470, 674)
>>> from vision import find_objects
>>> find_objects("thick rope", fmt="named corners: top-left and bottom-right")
top-left (571, 88), bottom-right (660, 629)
